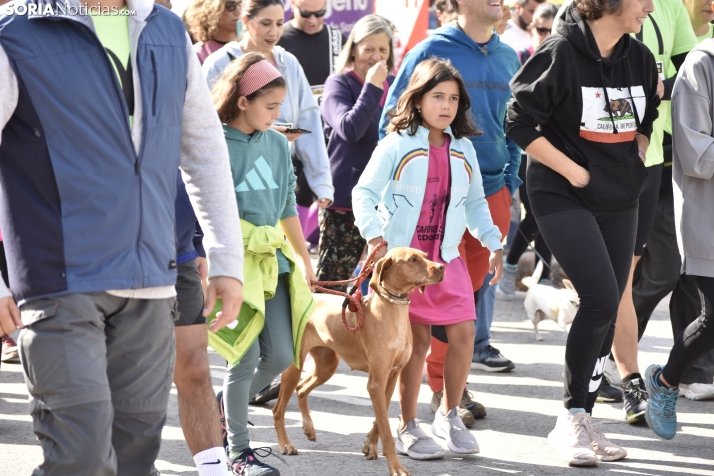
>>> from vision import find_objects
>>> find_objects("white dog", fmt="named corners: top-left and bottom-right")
top-left (522, 264), bottom-right (579, 340)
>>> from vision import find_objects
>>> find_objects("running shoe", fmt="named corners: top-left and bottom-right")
top-left (679, 383), bottom-right (714, 401)
top-left (604, 355), bottom-right (622, 386)
top-left (249, 381), bottom-right (281, 405)
top-left (587, 421), bottom-right (627, 461)
top-left (596, 376), bottom-right (623, 403)
top-left (395, 418), bottom-right (445, 460)
top-left (644, 364), bottom-right (679, 440)
top-left (461, 389), bottom-right (487, 419)
top-left (623, 376), bottom-right (648, 424)
top-left (548, 412), bottom-right (599, 467)
top-left (429, 390), bottom-right (476, 428)
top-left (1, 335), bottom-right (19, 363)
top-left (471, 345), bottom-right (515, 372)
top-left (431, 406), bottom-right (480, 454)
top-left (229, 448), bottom-right (280, 476)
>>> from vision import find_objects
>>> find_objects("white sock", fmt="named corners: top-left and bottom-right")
top-left (194, 447), bottom-right (229, 476)
top-left (566, 407), bottom-right (586, 416)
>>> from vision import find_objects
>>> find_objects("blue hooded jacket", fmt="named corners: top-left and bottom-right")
top-left (380, 25), bottom-right (522, 197)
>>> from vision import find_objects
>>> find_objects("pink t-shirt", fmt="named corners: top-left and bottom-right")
top-left (408, 136), bottom-right (476, 326)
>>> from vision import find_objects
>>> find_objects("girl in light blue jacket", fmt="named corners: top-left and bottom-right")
top-left (352, 58), bottom-right (503, 461)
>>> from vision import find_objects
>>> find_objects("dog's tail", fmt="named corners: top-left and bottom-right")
top-left (520, 260), bottom-right (544, 290)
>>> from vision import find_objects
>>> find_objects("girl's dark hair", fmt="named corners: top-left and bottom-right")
top-left (212, 52), bottom-right (286, 124)
top-left (574, 0), bottom-right (623, 20)
top-left (386, 58), bottom-right (481, 139)
top-left (243, 0), bottom-right (283, 19)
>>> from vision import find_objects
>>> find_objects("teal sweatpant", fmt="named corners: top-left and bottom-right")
top-left (223, 276), bottom-right (295, 453)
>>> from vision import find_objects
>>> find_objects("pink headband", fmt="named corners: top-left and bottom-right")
top-left (239, 60), bottom-right (283, 97)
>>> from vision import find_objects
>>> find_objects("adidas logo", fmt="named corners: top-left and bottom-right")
top-left (235, 156), bottom-right (279, 192)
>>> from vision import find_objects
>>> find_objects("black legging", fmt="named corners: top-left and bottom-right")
top-left (662, 276), bottom-right (714, 387)
top-left (536, 206), bottom-right (637, 412)
top-left (507, 156), bottom-right (552, 280)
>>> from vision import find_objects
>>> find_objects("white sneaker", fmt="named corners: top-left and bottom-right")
top-left (548, 413), bottom-right (599, 466)
top-left (680, 383), bottom-right (714, 401)
top-left (395, 418), bottom-right (445, 460)
top-left (431, 406), bottom-right (479, 454)
top-left (604, 357), bottom-right (622, 386)
top-left (588, 421), bottom-right (627, 461)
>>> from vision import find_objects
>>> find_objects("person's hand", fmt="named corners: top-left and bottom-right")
top-left (316, 198), bottom-right (332, 209)
top-left (204, 276), bottom-right (244, 332)
top-left (271, 125), bottom-right (303, 142)
top-left (368, 237), bottom-right (387, 263)
top-left (488, 249), bottom-right (504, 286)
top-left (657, 76), bottom-right (665, 99)
top-left (196, 257), bottom-right (208, 292)
top-left (0, 296), bottom-right (21, 338)
top-left (303, 264), bottom-right (318, 292)
top-left (567, 164), bottom-right (590, 188)
top-left (366, 60), bottom-right (389, 89)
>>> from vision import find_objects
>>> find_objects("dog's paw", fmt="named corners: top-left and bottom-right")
top-left (280, 443), bottom-right (298, 455)
top-left (362, 438), bottom-right (379, 460)
top-left (303, 422), bottom-right (317, 441)
top-left (390, 464), bottom-right (411, 476)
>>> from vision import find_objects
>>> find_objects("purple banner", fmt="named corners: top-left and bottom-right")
top-left (283, 0), bottom-right (374, 36)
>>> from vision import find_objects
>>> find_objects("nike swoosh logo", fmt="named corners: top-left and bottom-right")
top-left (202, 459), bottom-right (221, 465)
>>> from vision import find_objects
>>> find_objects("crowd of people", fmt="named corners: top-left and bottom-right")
top-left (1, 0), bottom-right (714, 474)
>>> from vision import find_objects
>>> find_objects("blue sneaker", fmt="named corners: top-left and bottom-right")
top-left (644, 364), bottom-right (679, 440)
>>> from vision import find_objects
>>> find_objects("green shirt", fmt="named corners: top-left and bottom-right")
top-left (90, 10), bottom-right (133, 128)
top-left (697, 24), bottom-right (714, 43)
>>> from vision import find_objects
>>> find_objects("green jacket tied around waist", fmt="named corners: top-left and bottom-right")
top-left (207, 220), bottom-right (315, 366)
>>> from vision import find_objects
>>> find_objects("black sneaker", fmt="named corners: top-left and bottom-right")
top-left (596, 376), bottom-right (623, 403)
top-left (217, 390), bottom-right (228, 450)
top-left (461, 389), bottom-right (487, 419)
top-left (623, 377), bottom-right (649, 424)
top-left (471, 345), bottom-right (515, 372)
top-left (249, 381), bottom-right (281, 405)
top-left (229, 448), bottom-right (280, 476)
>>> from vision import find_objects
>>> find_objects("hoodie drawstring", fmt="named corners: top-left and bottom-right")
top-left (598, 59), bottom-right (618, 134)
top-left (624, 60), bottom-right (642, 133)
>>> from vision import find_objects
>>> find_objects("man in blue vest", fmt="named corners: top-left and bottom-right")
top-left (0, 0), bottom-right (244, 473)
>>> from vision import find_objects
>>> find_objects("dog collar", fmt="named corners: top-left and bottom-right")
top-left (377, 283), bottom-right (411, 305)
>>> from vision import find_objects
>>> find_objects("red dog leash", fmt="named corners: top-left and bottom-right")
top-left (313, 241), bottom-right (388, 332)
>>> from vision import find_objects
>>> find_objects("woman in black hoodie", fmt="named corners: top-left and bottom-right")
top-left (506, 0), bottom-right (659, 467)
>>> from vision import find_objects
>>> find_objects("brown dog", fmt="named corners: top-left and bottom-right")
top-left (272, 247), bottom-right (445, 476)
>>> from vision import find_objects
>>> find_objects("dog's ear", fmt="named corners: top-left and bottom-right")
top-left (370, 256), bottom-right (393, 293)
top-left (562, 279), bottom-right (574, 291)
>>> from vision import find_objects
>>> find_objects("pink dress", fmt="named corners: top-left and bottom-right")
top-left (408, 137), bottom-right (476, 326)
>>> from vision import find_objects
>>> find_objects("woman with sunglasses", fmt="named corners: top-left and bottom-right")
top-left (204, 0), bottom-right (334, 210)
top-left (183, 0), bottom-right (243, 65)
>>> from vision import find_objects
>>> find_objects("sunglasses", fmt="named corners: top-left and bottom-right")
top-left (225, 0), bottom-right (241, 12)
top-left (535, 26), bottom-right (552, 36)
top-left (298, 7), bottom-right (326, 18)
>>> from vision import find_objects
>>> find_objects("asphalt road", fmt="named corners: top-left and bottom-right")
top-left (2, 294), bottom-right (713, 476)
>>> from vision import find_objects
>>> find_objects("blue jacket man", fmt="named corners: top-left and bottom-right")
top-left (0, 0), bottom-right (244, 472)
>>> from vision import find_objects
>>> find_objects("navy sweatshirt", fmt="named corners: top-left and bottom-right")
top-left (321, 72), bottom-right (394, 209)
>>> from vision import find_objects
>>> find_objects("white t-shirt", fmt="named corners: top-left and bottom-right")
top-left (500, 19), bottom-right (532, 52)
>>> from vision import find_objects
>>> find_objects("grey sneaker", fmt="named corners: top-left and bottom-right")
top-left (396, 418), bottom-right (445, 460)
top-left (496, 263), bottom-right (518, 299)
top-left (588, 421), bottom-right (627, 461)
top-left (429, 390), bottom-right (475, 428)
top-left (471, 345), bottom-right (515, 372)
top-left (431, 406), bottom-right (479, 454)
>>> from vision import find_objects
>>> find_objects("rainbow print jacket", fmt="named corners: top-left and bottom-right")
top-left (353, 125), bottom-right (503, 262)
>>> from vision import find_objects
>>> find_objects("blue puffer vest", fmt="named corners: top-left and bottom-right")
top-left (0, 1), bottom-right (188, 304)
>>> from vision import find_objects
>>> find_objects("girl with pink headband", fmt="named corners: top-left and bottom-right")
top-left (210, 51), bottom-right (317, 476)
